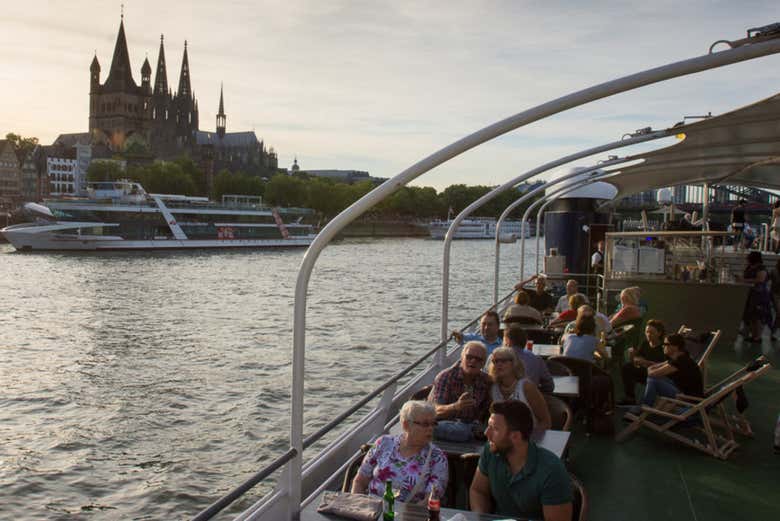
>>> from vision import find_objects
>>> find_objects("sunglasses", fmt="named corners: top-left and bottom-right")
top-left (465, 354), bottom-right (485, 364)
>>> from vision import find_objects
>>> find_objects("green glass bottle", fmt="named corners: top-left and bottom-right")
top-left (382, 480), bottom-right (395, 520)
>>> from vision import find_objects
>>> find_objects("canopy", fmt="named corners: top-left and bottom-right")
top-left (605, 93), bottom-right (780, 198)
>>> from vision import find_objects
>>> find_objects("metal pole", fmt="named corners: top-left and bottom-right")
top-left (288, 37), bottom-right (780, 519)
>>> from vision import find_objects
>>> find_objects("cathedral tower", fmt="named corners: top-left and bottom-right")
top-left (216, 83), bottom-right (226, 139)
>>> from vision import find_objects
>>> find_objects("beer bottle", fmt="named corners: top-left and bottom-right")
top-left (427, 484), bottom-right (440, 521)
top-left (382, 480), bottom-right (395, 520)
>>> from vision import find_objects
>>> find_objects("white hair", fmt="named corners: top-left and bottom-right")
top-left (400, 400), bottom-right (436, 424)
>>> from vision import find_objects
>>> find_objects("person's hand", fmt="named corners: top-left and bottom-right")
top-left (627, 347), bottom-right (635, 359)
top-left (455, 392), bottom-right (476, 412)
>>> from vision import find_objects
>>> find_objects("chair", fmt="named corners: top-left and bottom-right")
top-left (549, 356), bottom-right (614, 434)
top-left (570, 472), bottom-right (589, 521)
top-left (616, 356), bottom-right (772, 459)
top-left (546, 359), bottom-right (573, 376)
top-left (341, 443), bottom-right (372, 492)
top-left (458, 453), bottom-right (481, 510)
top-left (544, 394), bottom-right (573, 431)
top-left (677, 325), bottom-right (722, 386)
top-left (411, 384), bottom-right (433, 401)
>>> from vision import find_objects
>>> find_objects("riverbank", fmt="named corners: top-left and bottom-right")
top-left (337, 219), bottom-right (429, 237)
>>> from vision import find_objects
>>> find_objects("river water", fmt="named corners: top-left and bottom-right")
top-left (0, 238), bottom-right (539, 520)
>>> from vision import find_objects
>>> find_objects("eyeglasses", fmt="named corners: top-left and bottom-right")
top-left (465, 354), bottom-right (485, 364)
top-left (662, 342), bottom-right (671, 346)
top-left (493, 358), bottom-right (513, 364)
top-left (411, 420), bottom-right (437, 428)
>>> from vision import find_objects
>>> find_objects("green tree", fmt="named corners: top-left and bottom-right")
top-left (264, 174), bottom-right (308, 207)
top-left (87, 160), bottom-right (125, 182)
top-left (5, 132), bottom-right (39, 158)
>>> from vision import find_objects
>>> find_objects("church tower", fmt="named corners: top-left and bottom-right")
top-left (173, 41), bottom-right (199, 146)
top-left (216, 83), bottom-right (226, 139)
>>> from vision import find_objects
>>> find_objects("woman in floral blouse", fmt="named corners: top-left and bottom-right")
top-left (351, 400), bottom-right (448, 503)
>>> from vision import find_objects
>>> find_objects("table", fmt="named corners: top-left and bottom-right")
top-left (551, 376), bottom-right (579, 397)
top-left (301, 491), bottom-right (520, 520)
top-left (531, 343), bottom-right (561, 357)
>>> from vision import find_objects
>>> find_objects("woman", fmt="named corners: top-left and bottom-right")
top-left (610, 286), bottom-right (642, 328)
top-left (549, 293), bottom-right (588, 327)
top-left (563, 314), bottom-right (608, 362)
top-left (352, 400), bottom-right (448, 503)
top-left (487, 347), bottom-right (551, 434)
top-left (503, 290), bottom-right (543, 325)
top-left (742, 251), bottom-right (771, 343)
top-left (618, 319), bottom-right (666, 406)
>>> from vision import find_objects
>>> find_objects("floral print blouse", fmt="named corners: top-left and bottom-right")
top-left (358, 434), bottom-right (449, 503)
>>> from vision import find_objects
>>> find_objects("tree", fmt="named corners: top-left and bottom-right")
top-left (87, 160), bottom-right (125, 182)
top-left (264, 174), bottom-right (308, 207)
top-left (5, 132), bottom-right (39, 159)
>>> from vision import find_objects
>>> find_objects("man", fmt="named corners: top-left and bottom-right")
top-left (503, 326), bottom-right (554, 393)
top-left (731, 200), bottom-right (747, 250)
top-left (470, 401), bottom-right (572, 520)
top-left (514, 274), bottom-right (554, 313)
top-left (628, 333), bottom-right (703, 415)
top-left (453, 311), bottom-right (503, 356)
top-left (591, 240), bottom-right (604, 272)
top-left (554, 279), bottom-right (587, 313)
top-left (429, 341), bottom-right (491, 439)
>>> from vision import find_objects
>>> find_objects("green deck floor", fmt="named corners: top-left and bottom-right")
top-left (567, 344), bottom-right (780, 520)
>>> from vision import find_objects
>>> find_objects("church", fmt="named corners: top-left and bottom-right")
top-left (79, 14), bottom-right (277, 177)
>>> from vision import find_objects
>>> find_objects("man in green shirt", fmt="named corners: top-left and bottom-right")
top-left (470, 401), bottom-right (572, 521)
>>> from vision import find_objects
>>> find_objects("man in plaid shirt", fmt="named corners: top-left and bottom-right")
top-left (428, 341), bottom-right (491, 423)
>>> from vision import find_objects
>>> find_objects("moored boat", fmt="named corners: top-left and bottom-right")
top-left (428, 218), bottom-right (530, 241)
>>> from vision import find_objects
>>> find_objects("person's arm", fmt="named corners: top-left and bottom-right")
top-left (434, 392), bottom-right (475, 419)
top-left (524, 381), bottom-right (551, 431)
top-left (595, 342), bottom-right (609, 360)
top-left (537, 358), bottom-right (555, 394)
top-left (543, 503), bottom-right (574, 521)
top-left (514, 275), bottom-right (537, 291)
top-left (469, 468), bottom-right (493, 513)
top-left (648, 361), bottom-right (676, 378)
top-left (351, 438), bottom-right (382, 494)
top-left (351, 472), bottom-right (371, 494)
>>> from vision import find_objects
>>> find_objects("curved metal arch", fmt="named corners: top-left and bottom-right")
top-left (285, 38), bottom-right (780, 520)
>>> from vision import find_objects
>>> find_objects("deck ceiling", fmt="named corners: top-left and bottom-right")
top-left (606, 92), bottom-right (780, 197)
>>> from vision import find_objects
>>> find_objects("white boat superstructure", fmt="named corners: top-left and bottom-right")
top-left (182, 26), bottom-right (780, 521)
top-left (428, 218), bottom-right (529, 241)
top-left (1, 181), bottom-right (317, 251)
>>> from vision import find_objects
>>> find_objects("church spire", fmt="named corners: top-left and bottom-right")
top-left (104, 14), bottom-right (136, 91)
top-left (216, 82), bottom-right (226, 138)
top-left (177, 40), bottom-right (191, 98)
top-left (154, 34), bottom-right (168, 95)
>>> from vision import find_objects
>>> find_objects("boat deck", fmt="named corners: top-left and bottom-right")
top-left (568, 345), bottom-right (779, 520)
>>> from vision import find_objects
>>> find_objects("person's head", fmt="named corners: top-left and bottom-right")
top-left (535, 275), bottom-right (547, 293)
top-left (620, 287), bottom-right (641, 307)
top-left (773, 200), bottom-right (780, 209)
top-left (565, 279), bottom-right (578, 295)
top-left (747, 250), bottom-right (762, 266)
top-left (663, 333), bottom-right (687, 358)
top-left (399, 400), bottom-right (437, 445)
top-left (574, 313), bottom-right (596, 336)
top-left (645, 319), bottom-right (665, 344)
top-left (503, 325), bottom-right (527, 348)
top-left (597, 240), bottom-right (604, 251)
top-left (485, 400), bottom-right (534, 453)
top-left (568, 293), bottom-right (587, 312)
top-left (577, 304), bottom-right (594, 317)
top-left (488, 346), bottom-right (525, 382)
top-left (460, 341), bottom-right (487, 377)
top-left (480, 311), bottom-right (500, 341)
top-left (515, 291), bottom-right (531, 306)
top-left (738, 199), bottom-right (746, 207)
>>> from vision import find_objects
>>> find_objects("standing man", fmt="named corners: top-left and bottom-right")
top-left (591, 240), bottom-right (605, 273)
top-left (453, 311), bottom-right (503, 356)
top-left (470, 401), bottom-right (573, 520)
top-left (731, 200), bottom-right (747, 251)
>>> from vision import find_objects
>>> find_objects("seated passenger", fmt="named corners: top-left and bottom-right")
top-left (562, 314), bottom-right (608, 362)
top-left (428, 341), bottom-right (491, 441)
top-left (453, 310), bottom-right (503, 356)
top-left (610, 286), bottom-right (642, 328)
top-left (548, 293), bottom-right (588, 327)
top-left (503, 326), bottom-right (554, 393)
top-left (554, 279), bottom-right (585, 313)
top-left (629, 333), bottom-right (703, 415)
top-left (470, 401), bottom-right (573, 520)
top-left (503, 290), bottom-right (543, 326)
top-left (514, 274), bottom-right (555, 313)
top-left (560, 304), bottom-right (610, 342)
top-left (618, 319), bottom-right (666, 406)
top-left (352, 400), bottom-right (448, 503)
top-left (488, 347), bottom-right (551, 435)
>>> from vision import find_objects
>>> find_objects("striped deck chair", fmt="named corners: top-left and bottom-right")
top-left (616, 356), bottom-right (772, 459)
top-left (677, 325), bottom-right (722, 387)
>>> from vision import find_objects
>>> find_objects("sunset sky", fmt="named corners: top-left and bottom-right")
top-left (2, 1), bottom-right (778, 190)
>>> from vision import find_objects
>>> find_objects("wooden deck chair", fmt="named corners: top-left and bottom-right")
top-left (700, 356), bottom-right (767, 437)
top-left (616, 356), bottom-right (772, 459)
top-left (677, 325), bottom-right (722, 386)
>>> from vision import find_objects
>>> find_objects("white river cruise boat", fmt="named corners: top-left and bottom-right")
top-left (1, 181), bottom-right (317, 251)
top-left (428, 218), bottom-right (530, 241)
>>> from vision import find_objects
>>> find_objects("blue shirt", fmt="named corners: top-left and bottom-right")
top-left (462, 333), bottom-right (503, 356)
top-left (563, 334), bottom-right (598, 361)
top-left (510, 346), bottom-right (554, 393)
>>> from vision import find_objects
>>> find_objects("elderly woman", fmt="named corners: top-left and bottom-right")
top-left (352, 400), bottom-right (448, 504)
top-left (561, 304), bottom-right (610, 343)
top-left (487, 347), bottom-right (551, 434)
top-left (610, 286), bottom-right (642, 328)
top-left (549, 293), bottom-right (588, 327)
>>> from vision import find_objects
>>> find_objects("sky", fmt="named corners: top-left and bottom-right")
top-left (1, 0), bottom-right (779, 191)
